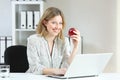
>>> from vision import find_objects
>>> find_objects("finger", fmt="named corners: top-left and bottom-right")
top-left (71, 35), bottom-right (80, 42)
top-left (70, 35), bottom-right (80, 40)
top-left (73, 29), bottom-right (80, 36)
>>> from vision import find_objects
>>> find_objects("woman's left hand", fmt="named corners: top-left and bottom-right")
top-left (70, 28), bottom-right (80, 48)
top-left (67, 28), bottom-right (81, 64)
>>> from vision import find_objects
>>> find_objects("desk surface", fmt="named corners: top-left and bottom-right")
top-left (0, 73), bottom-right (120, 80)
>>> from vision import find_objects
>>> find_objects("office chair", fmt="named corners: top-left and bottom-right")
top-left (4, 45), bottom-right (29, 72)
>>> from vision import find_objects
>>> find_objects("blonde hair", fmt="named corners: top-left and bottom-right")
top-left (36, 7), bottom-right (66, 40)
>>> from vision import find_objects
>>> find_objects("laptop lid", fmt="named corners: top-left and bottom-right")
top-left (64, 53), bottom-right (113, 78)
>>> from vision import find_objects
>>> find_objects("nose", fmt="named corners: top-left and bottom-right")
top-left (55, 23), bottom-right (60, 29)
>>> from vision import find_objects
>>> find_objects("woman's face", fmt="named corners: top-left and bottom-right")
top-left (45, 15), bottom-right (63, 37)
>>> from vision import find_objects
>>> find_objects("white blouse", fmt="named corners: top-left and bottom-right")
top-left (26, 34), bottom-right (71, 74)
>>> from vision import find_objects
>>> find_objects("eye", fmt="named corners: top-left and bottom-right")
top-left (51, 21), bottom-right (57, 24)
top-left (59, 22), bottom-right (63, 25)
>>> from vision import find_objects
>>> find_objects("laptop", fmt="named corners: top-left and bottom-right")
top-left (47, 53), bottom-right (113, 79)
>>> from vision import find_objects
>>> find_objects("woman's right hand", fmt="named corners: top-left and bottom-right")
top-left (42, 68), bottom-right (67, 76)
top-left (53, 68), bottom-right (67, 76)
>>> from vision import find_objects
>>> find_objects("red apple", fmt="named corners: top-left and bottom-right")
top-left (68, 28), bottom-right (76, 36)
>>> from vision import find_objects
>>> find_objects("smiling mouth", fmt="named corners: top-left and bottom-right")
top-left (53, 30), bottom-right (59, 33)
top-left (53, 28), bottom-right (59, 31)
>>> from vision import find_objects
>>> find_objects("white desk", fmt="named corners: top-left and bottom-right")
top-left (0, 73), bottom-right (120, 80)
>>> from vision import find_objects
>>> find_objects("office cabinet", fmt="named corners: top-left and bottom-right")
top-left (11, 1), bottom-right (44, 45)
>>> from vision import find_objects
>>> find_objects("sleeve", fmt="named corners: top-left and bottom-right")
top-left (26, 36), bottom-right (46, 75)
top-left (61, 37), bottom-right (72, 68)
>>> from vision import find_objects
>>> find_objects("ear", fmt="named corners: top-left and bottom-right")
top-left (42, 20), bottom-right (47, 26)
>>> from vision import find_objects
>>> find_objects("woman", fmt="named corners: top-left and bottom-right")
top-left (26, 7), bottom-right (80, 75)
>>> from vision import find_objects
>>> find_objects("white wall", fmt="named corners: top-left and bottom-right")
top-left (0, 0), bottom-right (117, 72)
top-left (0, 0), bottom-right (12, 36)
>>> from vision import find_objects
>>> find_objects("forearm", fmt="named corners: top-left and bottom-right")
top-left (42, 68), bottom-right (55, 75)
top-left (68, 46), bottom-right (78, 64)
top-left (42, 68), bottom-right (66, 75)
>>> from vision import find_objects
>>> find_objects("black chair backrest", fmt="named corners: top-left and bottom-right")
top-left (4, 45), bottom-right (29, 72)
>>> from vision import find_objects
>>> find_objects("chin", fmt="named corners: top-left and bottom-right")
top-left (54, 33), bottom-right (59, 36)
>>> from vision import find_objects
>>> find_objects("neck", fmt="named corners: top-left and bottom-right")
top-left (45, 35), bottom-right (56, 42)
